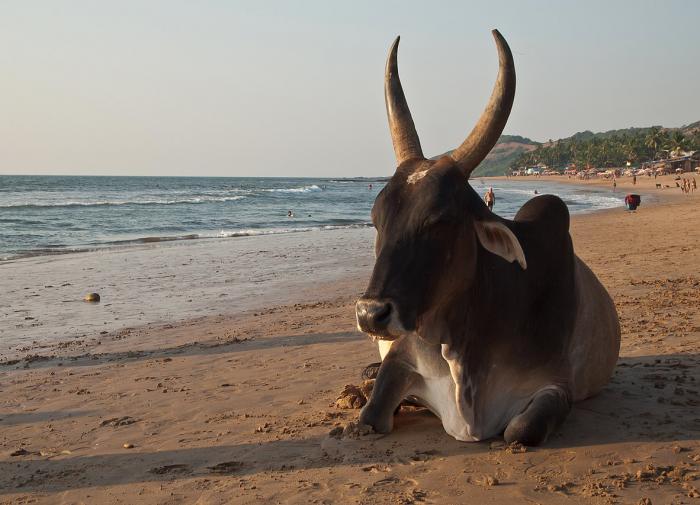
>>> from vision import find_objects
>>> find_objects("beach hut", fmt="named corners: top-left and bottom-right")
top-left (641, 152), bottom-right (700, 175)
top-left (667, 151), bottom-right (700, 173)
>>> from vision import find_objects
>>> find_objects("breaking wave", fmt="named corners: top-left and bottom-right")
top-left (261, 184), bottom-right (322, 193)
top-left (215, 222), bottom-right (371, 238)
top-left (1, 223), bottom-right (373, 262)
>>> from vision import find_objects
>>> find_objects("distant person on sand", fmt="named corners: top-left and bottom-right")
top-left (693, 177), bottom-right (697, 192)
top-left (612, 177), bottom-right (617, 192)
top-left (633, 174), bottom-right (637, 185)
top-left (484, 187), bottom-right (495, 211)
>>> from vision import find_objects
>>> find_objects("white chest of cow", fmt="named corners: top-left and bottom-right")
top-left (376, 335), bottom-right (528, 441)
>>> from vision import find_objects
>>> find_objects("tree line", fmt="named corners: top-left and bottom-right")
top-left (511, 127), bottom-right (700, 171)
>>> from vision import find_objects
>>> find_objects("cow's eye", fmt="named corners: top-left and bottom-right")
top-left (422, 214), bottom-right (450, 229)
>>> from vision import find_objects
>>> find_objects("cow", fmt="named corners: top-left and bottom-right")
top-left (354, 30), bottom-right (620, 446)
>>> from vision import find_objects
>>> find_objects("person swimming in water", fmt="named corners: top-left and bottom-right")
top-left (287, 210), bottom-right (294, 218)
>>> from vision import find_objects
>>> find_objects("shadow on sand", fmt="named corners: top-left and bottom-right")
top-left (1, 353), bottom-right (698, 494)
top-left (3, 330), bottom-right (365, 371)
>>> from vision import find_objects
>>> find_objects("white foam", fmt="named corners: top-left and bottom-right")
top-left (261, 185), bottom-right (322, 193)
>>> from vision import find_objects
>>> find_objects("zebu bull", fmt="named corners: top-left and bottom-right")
top-left (354, 30), bottom-right (620, 446)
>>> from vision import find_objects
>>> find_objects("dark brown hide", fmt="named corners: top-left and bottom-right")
top-left (356, 30), bottom-right (618, 445)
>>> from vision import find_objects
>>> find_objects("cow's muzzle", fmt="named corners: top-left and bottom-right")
top-left (356, 298), bottom-right (401, 339)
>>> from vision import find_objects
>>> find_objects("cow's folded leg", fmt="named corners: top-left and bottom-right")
top-left (503, 385), bottom-right (571, 446)
top-left (359, 358), bottom-right (417, 434)
top-left (361, 362), bottom-right (382, 380)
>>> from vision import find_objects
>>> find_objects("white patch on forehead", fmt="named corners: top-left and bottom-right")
top-left (407, 169), bottom-right (429, 185)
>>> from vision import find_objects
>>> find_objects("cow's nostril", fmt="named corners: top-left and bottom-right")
top-left (372, 303), bottom-right (392, 324)
top-left (356, 299), bottom-right (394, 332)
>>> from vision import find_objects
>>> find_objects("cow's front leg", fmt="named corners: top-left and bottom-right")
top-left (359, 357), bottom-right (418, 434)
top-left (504, 385), bottom-right (571, 446)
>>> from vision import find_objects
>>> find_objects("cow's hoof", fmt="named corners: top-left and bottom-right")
top-left (503, 414), bottom-right (548, 446)
top-left (359, 405), bottom-right (393, 434)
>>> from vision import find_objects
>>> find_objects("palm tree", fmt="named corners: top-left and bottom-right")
top-left (666, 131), bottom-right (690, 156)
top-left (645, 127), bottom-right (664, 159)
top-left (623, 136), bottom-right (637, 164)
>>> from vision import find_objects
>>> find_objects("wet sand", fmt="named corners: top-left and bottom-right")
top-left (1, 175), bottom-right (699, 504)
top-left (0, 227), bottom-right (375, 359)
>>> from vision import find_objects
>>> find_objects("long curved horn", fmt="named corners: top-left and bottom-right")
top-left (385, 36), bottom-right (424, 165)
top-left (450, 30), bottom-right (515, 178)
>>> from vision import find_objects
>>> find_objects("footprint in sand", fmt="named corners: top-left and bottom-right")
top-left (207, 461), bottom-right (244, 475)
top-left (149, 464), bottom-right (191, 475)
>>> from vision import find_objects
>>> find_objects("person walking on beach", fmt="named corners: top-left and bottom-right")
top-left (633, 174), bottom-right (637, 185)
top-left (484, 187), bottom-right (495, 211)
top-left (692, 177), bottom-right (697, 192)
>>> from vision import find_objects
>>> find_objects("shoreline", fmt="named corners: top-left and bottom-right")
top-left (0, 223), bottom-right (375, 265)
top-left (485, 172), bottom-right (689, 205)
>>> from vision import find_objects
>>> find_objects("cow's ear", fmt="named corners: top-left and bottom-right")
top-left (474, 220), bottom-right (527, 270)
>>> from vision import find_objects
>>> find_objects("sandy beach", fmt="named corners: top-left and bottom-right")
top-left (1, 175), bottom-right (699, 504)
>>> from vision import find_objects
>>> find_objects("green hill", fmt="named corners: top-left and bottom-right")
top-left (510, 122), bottom-right (700, 171)
top-left (426, 123), bottom-right (699, 176)
top-left (567, 126), bottom-right (660, 144)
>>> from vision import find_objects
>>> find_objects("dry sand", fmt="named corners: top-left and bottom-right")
top-left (1, 174), bottom-right (699, 504)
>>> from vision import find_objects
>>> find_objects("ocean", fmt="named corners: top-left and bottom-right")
top-left (0, 175), bottom-right (625, 262)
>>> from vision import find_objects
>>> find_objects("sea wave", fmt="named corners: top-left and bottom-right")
top-left (0, 223), bottom-right (373, 262)
top-left (215, 223), bottom-right (371, 238)
top-left (99, 234), bottom-right (201, 246)
top-left (0, 195), bottom-right (246, 209)
top-left (261, 184), bottom-right (322, 193)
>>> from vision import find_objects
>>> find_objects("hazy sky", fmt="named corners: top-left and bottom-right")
top-left (2, 1), bottom-right (699, 177)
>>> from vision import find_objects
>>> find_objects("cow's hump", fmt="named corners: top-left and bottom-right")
top-left (513, 194), bottom-right (570, 239)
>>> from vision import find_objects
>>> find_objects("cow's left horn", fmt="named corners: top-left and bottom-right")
top-left (385, 36), bottom-right (425, 166)
top-left (450, 29), bottom-right (516, 178)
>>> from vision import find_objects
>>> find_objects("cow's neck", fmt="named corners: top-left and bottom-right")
top-left (423, 242), bottom-right (525, 357)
